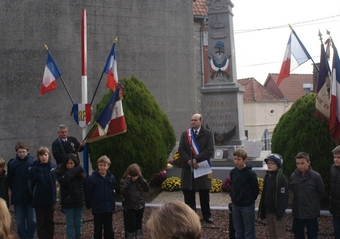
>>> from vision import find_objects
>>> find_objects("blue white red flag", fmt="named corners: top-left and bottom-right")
top-left (103, 43), bottom-right (118, 91)
top-left (40, 50), bottom-right (62, 96)
top-left (277, 30), bottom-right (312, 85)
top-left (88, 83), bottom-right (126, 142)
top-left (329, 44), bottom-right (340, 143)
top-left (72, 103), bottom-right (92, 128)
top-left (315, 42), bottom-right (331, 121)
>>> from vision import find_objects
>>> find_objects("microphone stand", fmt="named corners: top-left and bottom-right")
top-left (189, 134), bottom-right (196, 212)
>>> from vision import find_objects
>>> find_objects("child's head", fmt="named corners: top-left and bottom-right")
top-left (15, 141), bottom-right (29, 159)
top-left (264, 153), bottom-right (283, 171)
top-left (233, 147), bottom-right (247, 170)
top-left (332, 146), bottom-right (340, 167)
top-left (0, 198), bottom-right (13, 239)
top-left (295, 152), bottom-right (310, 172)
top-left (37, 146), bottom-right (51, 164)
top-left (97, 155), bottom-right (111, 175)
top-left (62, 154), bottom-right (79, 170)
top-left (0, 157), bottom-right (5, 173)
top-left (123, 163), bottom-right (141, 181)
top-left (146, 201), bottom-right (201, 239)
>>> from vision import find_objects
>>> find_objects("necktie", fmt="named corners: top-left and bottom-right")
top-left (194, 130), bottom-right (198, 136)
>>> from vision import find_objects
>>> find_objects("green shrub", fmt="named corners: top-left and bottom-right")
top-left (88, 75), bottom-right (176, 184)
top-left (271, 93), bottom-right (335, 201)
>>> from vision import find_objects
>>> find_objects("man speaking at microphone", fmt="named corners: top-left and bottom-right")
top-left (178, 113), bottom-right (215, 223)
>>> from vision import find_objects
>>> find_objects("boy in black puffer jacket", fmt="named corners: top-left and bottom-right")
top-left (85, 155), bottom-right (116, 239)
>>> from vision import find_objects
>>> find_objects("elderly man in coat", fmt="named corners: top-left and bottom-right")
top-left (178, 113), bottom-right (215, 223)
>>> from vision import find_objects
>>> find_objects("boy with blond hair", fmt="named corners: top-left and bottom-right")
top-left (85, 156), bottom-right (116, 239)
top-left (0, 157), bottom-right (9, 207)
top-left (330, 146), bottom-right (340, 238)
top-left (230, 147), bottom-right (259, 239)
top-left (290, 152), bottom-right (324, 239)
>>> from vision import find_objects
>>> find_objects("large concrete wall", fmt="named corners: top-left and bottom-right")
top-left (0, 0), bottom-right (196, 161)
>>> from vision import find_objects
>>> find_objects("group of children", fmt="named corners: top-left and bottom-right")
top-left (230, 147), bottom-right (329, 239)
top-left (0, 142), bottom-right (150, 239)
top-left (1, 141), bottom-right (340, 239)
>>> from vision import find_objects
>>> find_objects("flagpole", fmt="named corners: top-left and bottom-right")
top-left (90, 37), bottom-right (118, 105)
top-left (289, 24), bottom-right (319, 72)
top-left (81, 8), bottom-right (89, 176)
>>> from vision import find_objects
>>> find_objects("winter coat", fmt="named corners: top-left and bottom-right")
top-left (52, 136), bottom-right (83, 165)
top-left (330, 164), bottom-right (340, 216)
top-left (258, 169), bottom-right (289, 220)
top-left (0, 170), bottom-right (9, 207)
top-left (27, 161), bottom-right (57, 208)
top-left (85, 170), bottom-right (115, 214)
top-left (178, 126), bottom-right (214, 190)
top-left (55, 165), bottom-right (85, 209)
top-left (230, 164), bottom-right (259, 207)
top-left (7, 154), bottom-right (35, 205)
top-left (290, 166), bottom-right (325, 219)
top-left (120, 176), bottom-right (149, 210)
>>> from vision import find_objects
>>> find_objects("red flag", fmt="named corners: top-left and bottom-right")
top-left (329, 44), bottom-right (340, 144)
top-left (103, 43), bottom-right (118, 91)
top-left (277, 30), bottom-right (312, 85)
top-left (87, 84), bottom-right (126, 143)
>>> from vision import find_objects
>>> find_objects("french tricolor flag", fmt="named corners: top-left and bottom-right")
top-left (103, 43), bottom-right (118, 91)
top-left (40, 50), bottom-right (62, 96)
top-left (277, 30), bottom-right (312, 85)
top-left (329, 45), bottom-right (340, 143)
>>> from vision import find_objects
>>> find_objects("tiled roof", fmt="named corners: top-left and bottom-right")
top-left (193, 0), bottom-right (208, 16)
top-left (238, 77), bottom-right (280, 102)
top-left (263, 73), bottom-right (313, 101)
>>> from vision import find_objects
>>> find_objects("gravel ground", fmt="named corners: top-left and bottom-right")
top-left (9, 188), bottom-right (335, 239)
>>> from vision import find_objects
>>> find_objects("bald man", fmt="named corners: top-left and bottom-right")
top-left (178, 114), bottom-right (215, 223)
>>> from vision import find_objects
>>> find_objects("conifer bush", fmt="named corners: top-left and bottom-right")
top-left (271, 93), bottom-right (335, 200)
top-left (88, 75), bottom-right (176, 184)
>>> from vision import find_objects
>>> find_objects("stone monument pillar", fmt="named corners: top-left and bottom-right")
top-left (202, 0), bottom-right (246, 161)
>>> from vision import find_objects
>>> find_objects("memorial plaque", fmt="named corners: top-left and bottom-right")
top-left (243, 141), bottom-right (263, 158)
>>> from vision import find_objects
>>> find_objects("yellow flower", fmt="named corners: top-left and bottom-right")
top-left (258, 177), bottom-right (264, 194)
top-left (210, 179), bottom-right (222, 193)
top-left (161, 177), bottom-right (181, 191)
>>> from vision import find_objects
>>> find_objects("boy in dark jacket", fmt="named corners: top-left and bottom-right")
top-left (330, 146), bottom-right (340, 238)
top-left (230, 147), bottom-right (259, 239)
top-left (290, 152), bottom-right (325, 239)
top-left (7, 141), bottom-right (36, 239)
top-left (258, 153), bottom-right (289, 239)
top-left (0, 157), bottom-right (9, 207)
top-left (27, 146), bottom-right (56, 239)
top-left (85, 155), bottom-right (116, 239)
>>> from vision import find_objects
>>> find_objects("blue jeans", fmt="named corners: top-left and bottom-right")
top-left (14, 204), bottom-right (36, 239)
top-left (292, 217), bottom-right (318, 239)
top-left (333, 215), bottom-right (340, 239)
top-left (64, 206), bottom-right (83, 239)
top-left (232, 204), bottom-right (256, 239)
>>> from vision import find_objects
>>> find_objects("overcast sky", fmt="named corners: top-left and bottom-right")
top-left (232, 0), bottom-right (340, 84)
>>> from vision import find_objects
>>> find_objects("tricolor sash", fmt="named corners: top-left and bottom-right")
top-left (186, 129), bottom-right (201, 156)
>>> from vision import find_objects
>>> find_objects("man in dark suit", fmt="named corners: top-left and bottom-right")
top-left (178, 113), bottom-right (215, 223)
top-left (52, 124), bottom-right (85, 165)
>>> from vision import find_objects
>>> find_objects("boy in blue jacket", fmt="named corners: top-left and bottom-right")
top-left (85, 155), bottom-right (116, 239)
top-left (27, 146), bottom-right (56, 239)
top-left (230, 147), bottom-right (259, 239)
top-left (7, 141), bottom-right (36, 239)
